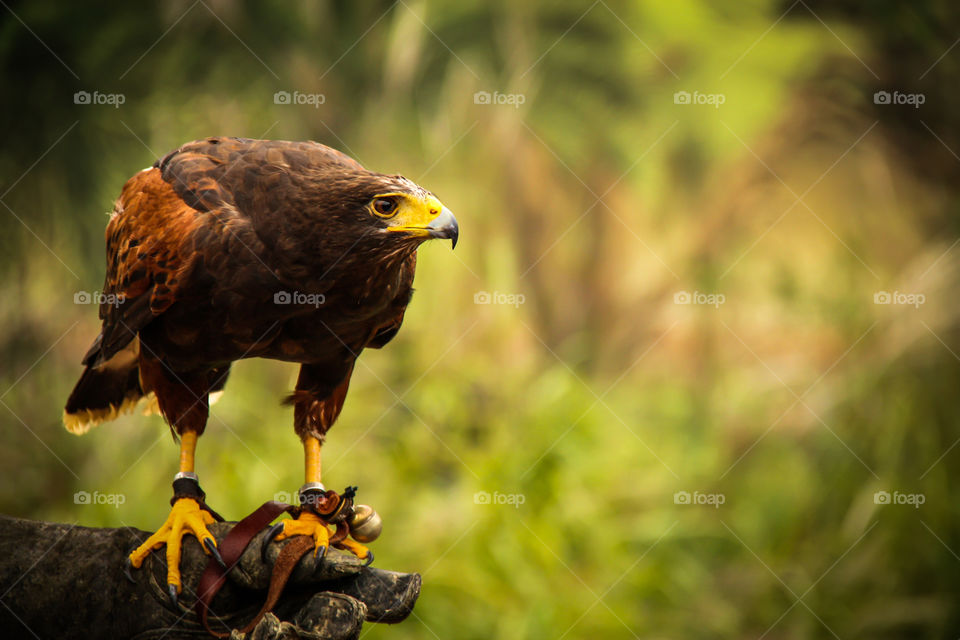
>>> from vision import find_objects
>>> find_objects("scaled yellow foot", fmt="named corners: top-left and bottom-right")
top-left (128, 497), bottom-right (220, 596)
top-left (273, 511), bottom-right (331, 556)
top-left (336, 537), bottom-right (372, 560)
top-left (273, 511), bottom-right (372, 560)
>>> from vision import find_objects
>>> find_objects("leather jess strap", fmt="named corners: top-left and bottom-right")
top-left (195, 500), bottom-right (307, 638)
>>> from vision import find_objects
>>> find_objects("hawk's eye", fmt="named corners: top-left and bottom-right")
top-left (372, 197), bottom-right (398, 217)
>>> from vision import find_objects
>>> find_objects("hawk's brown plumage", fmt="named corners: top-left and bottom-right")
top-left (65, 137), bottom-right (458, 441)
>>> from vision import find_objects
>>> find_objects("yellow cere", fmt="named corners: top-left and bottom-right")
top-left (377, 192), bottom-right (444, 235)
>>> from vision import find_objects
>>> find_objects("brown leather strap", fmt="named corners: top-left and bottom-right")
top-left (236, 535), bottom-right (315, 635)
top-left (196, 501), bottom-right (297, 638)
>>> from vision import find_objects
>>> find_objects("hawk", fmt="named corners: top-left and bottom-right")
top-left (64, 137), bottom-right (458, 601)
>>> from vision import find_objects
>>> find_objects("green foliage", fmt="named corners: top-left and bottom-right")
top-left (2, 0), bottom-right (959, 637)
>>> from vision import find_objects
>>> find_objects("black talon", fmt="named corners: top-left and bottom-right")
top-left (167, 584), bottom-right (179, 607)
top-left (316, 545), bottom-right (327, 561)
top-left (362, 550), bottom-right (374, 567)
top-left (123, 557), bottom-right (136, 584)
top-left (204, 537), bottom-right (227, 570)
top-left (261, 522), bottom-right (285, 563)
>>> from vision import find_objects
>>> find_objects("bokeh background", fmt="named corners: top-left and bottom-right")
top-left (2, 1), bottom-right (960, 637)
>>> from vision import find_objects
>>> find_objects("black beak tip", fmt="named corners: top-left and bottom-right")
top-left (446, 219), bottom-right (460, 250)
top-left (426, 209), bottom-right (459, 249)
top-left (429, 224), bottom-right (459, 249)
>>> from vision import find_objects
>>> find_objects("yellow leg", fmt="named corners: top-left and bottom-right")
top-left (275, 436), bottom-right (329, 556)
top-left (179, 430), bottom-right (197, 473)
top-left (304, 436), bottom-right (321, 483)
top-left (272, 436), bottom-right (372, 561)
top-left (128, 430), bottom-right (220, 596)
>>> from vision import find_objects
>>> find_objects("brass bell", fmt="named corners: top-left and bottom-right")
top-left (348, 504), bottom-right (382, 543)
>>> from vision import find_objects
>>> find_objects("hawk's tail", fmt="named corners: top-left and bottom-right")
top-left (63, 339), bottom-right (156, 434)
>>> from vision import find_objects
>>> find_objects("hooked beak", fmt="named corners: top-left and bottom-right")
top-left (426, 207), bottom-right (459, 249)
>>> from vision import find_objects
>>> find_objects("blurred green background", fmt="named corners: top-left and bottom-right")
top-left (2, 1), bottom-right (960, 637)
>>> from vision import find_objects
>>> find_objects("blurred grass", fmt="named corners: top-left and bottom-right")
top-left (2, 0), bottom-right (960, 638)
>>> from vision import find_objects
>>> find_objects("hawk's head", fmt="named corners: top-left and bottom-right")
top-left (358, 174), bottom-right (459, 250)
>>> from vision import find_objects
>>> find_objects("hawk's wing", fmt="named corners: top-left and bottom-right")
top-left (86, 166), bottom-right (207, 366)
top-left (86, 137), bottom-right (371, 367)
